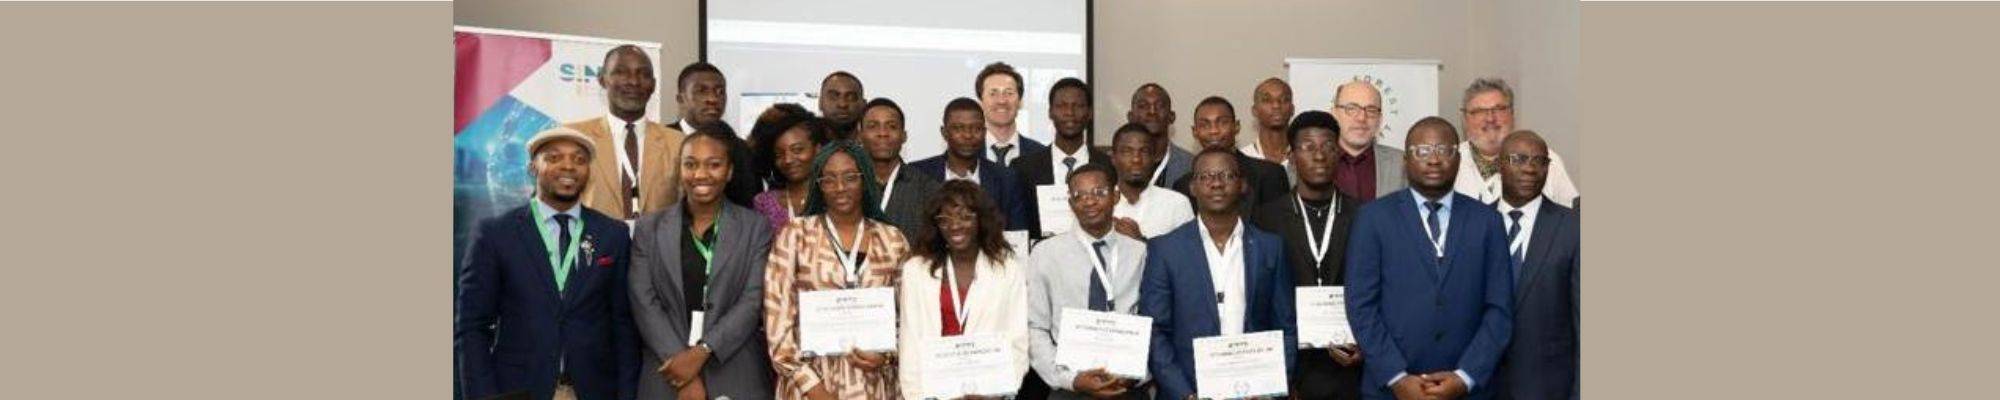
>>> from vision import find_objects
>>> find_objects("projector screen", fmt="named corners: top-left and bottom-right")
top-left (705, 0), bottom-right (1090, 162)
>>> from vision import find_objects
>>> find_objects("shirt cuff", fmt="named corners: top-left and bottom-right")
top-left (1455, 370), bottom-right (1475, 391)
top-left (1387, 372), bottom-right (1409, 388)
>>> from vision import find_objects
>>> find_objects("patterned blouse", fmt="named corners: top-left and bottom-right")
top-left (763, 214), bottom-right (911, 399)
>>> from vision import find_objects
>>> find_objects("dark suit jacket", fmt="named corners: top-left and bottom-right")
top-left (1139, 221), bottom-right (1298, 400)
top-left (1345, 191), bottom-right (1513, 400)
top-left (1173, 151), bottom-right (1292, 215)
top-left (1496, 200), bottom-right (1580, 400)
top-left (457, 204), bottom-right (638, 400)
top-left (629, 202), bottom-right (776, 400)
top-left (908, 155), bottom-right (1032, 231)
top-left (875, 163), bottom-right (944, 241)
top-left (990, 135), bottom-right (1050, 166)
top-left (1010, 144), bottom-right (1113, 238)
top-left (1248, 192), bottom-right (1364, 399)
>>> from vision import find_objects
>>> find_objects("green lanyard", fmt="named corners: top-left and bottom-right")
top-left (688, 209), bottom-right (722, 304)
top-left (530, 203), bottom-right (584, 290)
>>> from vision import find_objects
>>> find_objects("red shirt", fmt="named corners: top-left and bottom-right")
top-left (1334, 146), bottom-right (1378, 200)
top-left (939, 280), bottom-right (964, 336)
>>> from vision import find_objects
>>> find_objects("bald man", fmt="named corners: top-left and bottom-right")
top-left (1454, 78), bottom-right (1579, 208)
top-left (566, 45), bottom-right (683, 221)
top-left (1489, 130), bottom-right (1579, 400)
top-left (1329, 80), bottom-right (1407, 201)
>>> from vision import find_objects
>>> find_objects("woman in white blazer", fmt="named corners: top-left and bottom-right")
top-left (897, 180), bottom-right (1031, 400)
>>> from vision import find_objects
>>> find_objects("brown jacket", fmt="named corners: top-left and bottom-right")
top-left (564, 117), bottom-right (683, 220)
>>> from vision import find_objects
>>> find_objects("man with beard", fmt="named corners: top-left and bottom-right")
top-left (1327, 80), bottom-right (1406, 201)
top-left (458, 127), bottom-right (638, 400)
top-left (1027, 163), bottom-right (1150, 400)
top-left (1172, 96), bottom-right (1290, 215)
top-left (1012, 78), bottom-right (1110, 238)
top-left (565, 45), bottom-right (682, 221)
top-left (1106, 123), bottom-right (1193, 240)
top-left (1453, 78), bottom-right (1578, 207)
top-left (817, 71), bottom-right (865, 140)
top-left (1346, 117), bottom-right (1513, 400)
top-left (1128, 83), bottom-right (1193, 187)
top-left (1248, 111), bottom-right (1364, 399)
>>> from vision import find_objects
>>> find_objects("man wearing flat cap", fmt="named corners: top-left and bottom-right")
top-left (457, 127), bottom-right (639, 400)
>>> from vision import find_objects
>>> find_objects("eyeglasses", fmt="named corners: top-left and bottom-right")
top-left (1463, 104), bottom-right (1513, 119)
top-left (1503, 154), bottom-right (1551, 167)
top-left (816, 172), bottom-right (863, 189)
top-left (1408, 144), bottom-right (1459, 160)
top-left (1191, 171), bottom-right (1242, 183)
top-left (1069, 187), bottom-right (1115, 200)
top-left (1334, 103), bottom-right (1383, 118)
top-left (935, 210), bottom-right (978, 225)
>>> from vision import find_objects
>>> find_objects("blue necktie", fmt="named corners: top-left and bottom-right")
top-left (1087, 240), bottom-right (1112, 311)
top-left (1507, 210), bottom-right (1525, 282)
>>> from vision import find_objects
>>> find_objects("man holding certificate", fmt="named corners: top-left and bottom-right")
top-left (896, 181), bottom-right (1031, 400)
top-left (1140, 149), bottom-right (1299, 400)
top-left (763, 140), bottom-right (913, 399)
top-left (1345, 118), bottom-right (1513, 400)
top-left (1027, 163), bottom-right (1151, 400)
top-left (1247, 111), bottom-right (1365, 399)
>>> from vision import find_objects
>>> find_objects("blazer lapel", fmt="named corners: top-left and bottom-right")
top-left (639, 123), bottom-right (679, 214)
top-left (513, 207), bottom-right (563, 305)
top-left (1518, 200), bottom-right (1566, 301)
top-left (1391, 194), bottom-right (1443, 283)
top-left (563, 215), bottom-right (610, 304)
top-left (656, 204), bottom-right (688, 308)
top-left (1437, 196), bottom-right (1478, 283)
top-left (1181, 230), bottom-right (1223, 333)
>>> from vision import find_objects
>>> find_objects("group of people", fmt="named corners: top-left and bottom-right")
top-left (455, 45), bottom-right (1580, 400)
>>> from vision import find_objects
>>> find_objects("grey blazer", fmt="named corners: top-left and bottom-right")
top-left (1151, 145), bottom-right (1196, 188)
top-left (1373, 144), bottom-right (1408, 200)
top-left (629, 202), bottom-right (775, 400)
top-left (1026, 230), bottom-right (1151, 400)
top-left (877, 163), bottom-right (943, 242)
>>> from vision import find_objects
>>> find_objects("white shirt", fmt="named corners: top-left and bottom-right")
top-left (1045, 142), bottom-right (1093, 192)
top-left (1112, 186), bottom-right (1195, 238)
top-left (1495, 195), bottom-right (1544, 261)
top-left (1238, 141), bottom-right (1288, 167)
top-left (986, 131), bottom-right (1025, 166)
top-left (945, 161), bottom-right (981, 185)
top-left (606, 114), bottom-right (651, 185)
top-left (1453, 142), bottom-right (1579, 208)
top-left (1195, 218), bottom-right (1246, 336)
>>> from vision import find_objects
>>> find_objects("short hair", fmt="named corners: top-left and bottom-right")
top-left (822, 70), bottom-right (863, 92)
top-left (974, 62), bottom-right (1024, 96)
top-left (942, 97), bottom-right (984, 122)
top-left (1256, 77), bottom-right (1291, 95)
top-left (1286, 110), bottom-right (1341, 146)
top-left (1407, 116), bottom-right (1460, 145)
top-left (1192, 147), bottom-right (1240, 174)
top-left (1048, 77), bottom-right (1090, 105)
top-left (676, 62), bottom-right (723, 92)
top-left (1462, 77), bottom-right (1515, 108)
top-left (1195, 96), bottom-right (1235, 117)
top-left (800, 139), bottom-right (888, 221)
top-left (1502, 129), bottom-right (1546, 149)
top-left (1065, 162), bottom-right (1118, 188)
top-left (861, 97), bottom-right (904, 124)
top-left (1111, 122), bottom-right (1152, 145)
top-left (1132, 82), bottom-right (1172, 106)
top-left (692, 120), bottom-right (734, 137)
top-left (749, 104), bottom-right (829, 188)
top-left (680, 128), bottom-right (739, 164)
top-left (601, 45), bottom-right (650, 70)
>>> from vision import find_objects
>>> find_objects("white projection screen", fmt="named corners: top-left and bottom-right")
top-left (705, 0), bottom-right (1090, 162)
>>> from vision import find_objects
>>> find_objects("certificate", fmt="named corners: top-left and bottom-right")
top-left (1194, 330), bottom-right (1289, 400)
top-left (797, 287), bottom-right (897, 356)
top-left (1294, 286), bottom-right (1354, 348)
top-left (1035, 185), bottom-right (1076, 236)
top-left (918, 332), bottom-right (1016, 399)
top-left (1055, 308), bottom-right (1153, 380)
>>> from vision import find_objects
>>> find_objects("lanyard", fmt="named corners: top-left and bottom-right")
top-left (689, 209), bottom-right (721, 302)
top-left (529, 203), bottom-right (583, 288)
top-left (1295, 195), bottom-right (1339, 283)
top-left (877, 163), bottom-right (901, 211)
top-left (1081, 234), bottom-right (1118, 307)
top-left (822, 216), bottom-right (869, 286)
top-left (944, 256), bottom-right (972, 329)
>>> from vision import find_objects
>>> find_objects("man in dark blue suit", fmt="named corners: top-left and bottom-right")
top-left (1345, 117), bottom-right (1512, 400)
top-left (458, 127), bottom-right (638, 400)
top-left (1140, 148), bottom-right (1298, 400)
top-left (909, 97), bottom-right (1033, 232)
top-left (1490, 131), bottom-right (1580, 400)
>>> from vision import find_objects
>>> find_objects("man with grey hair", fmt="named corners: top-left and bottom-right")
top-left (1455, 77), bottom-right (1579, 207)
top-left (1327, 80), bottom-right (1408, 201)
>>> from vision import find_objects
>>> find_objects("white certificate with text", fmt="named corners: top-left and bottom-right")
top-left (1035, 185), bottom-right (1076, 236)
top-left (918, 332), bottom-right (1016, 399)
top-left (797, 287), bottom-right (897, 356)
top-left (1055, 308), bottom-right (1153, 379)
top-left (1194, 330), bottom-right (1289, 400)
top-left (1295, 286), bottom-right (1354, 348)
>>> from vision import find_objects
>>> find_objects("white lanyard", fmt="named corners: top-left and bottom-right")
top-left (616, 123), bottom-right (642, 206)
top-left (1080, 234), bottom-right (1118, 306)
top-left (1419, 203), bottom-right (1446, 257)
top-left (822, 217), bottom-right (869, 286)
top-left (943, 256), bottom-right (972, 329)
top-left (877, 163), bottom-right (901, 211)
top-left (1150, 152), bottom-right (1171, 186)
top-left (1295, 195), bottom-right (1340, 269)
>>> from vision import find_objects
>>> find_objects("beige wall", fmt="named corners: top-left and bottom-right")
top-left (454, 0), bottom-right (1581, 188)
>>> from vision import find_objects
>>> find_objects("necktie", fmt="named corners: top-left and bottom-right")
top-left (1508, 210), bottom-right (1525, 282)
top-left (1062, 156), bottom-right (1078, 175)
top-left (1088, 240), bottom-right (1112, 311)
top-left (623, 122), bottom-right (639, 215)
top-left (1424, 201), bottom-right (1444, 272)
top-left (554, 214), bottom-right (574, 291)
top-left (992, 144), bottom-right (1015, 164)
